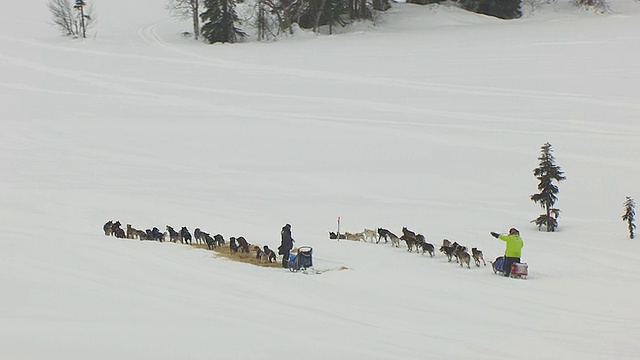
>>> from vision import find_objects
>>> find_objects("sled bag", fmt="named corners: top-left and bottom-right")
top-left (297, 250), bottom-right (313, 268)
top-left (510, 262), bottom-right (528, 276)
top-left (493, 256), bottom-right (504, 272)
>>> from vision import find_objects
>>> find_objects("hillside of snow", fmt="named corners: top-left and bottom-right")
top-left (1, 1), bottom-right (640, 359)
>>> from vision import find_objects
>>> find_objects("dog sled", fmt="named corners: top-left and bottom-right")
top-left (490, 256), bottom-right (528, 279)
top-left (288, 246), bottom-right (313, 273)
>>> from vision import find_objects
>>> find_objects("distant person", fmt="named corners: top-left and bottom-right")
top-left (491, 228), bottom-right (524, 277)
top-left (278, 224), bottom-right (294, 268)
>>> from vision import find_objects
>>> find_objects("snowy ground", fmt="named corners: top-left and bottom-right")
top-left (1, 1), bottom-right (640, 359)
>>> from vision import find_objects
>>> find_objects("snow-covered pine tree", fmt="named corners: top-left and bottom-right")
top-left (622, 196), bottom-right (636, 239)
top-left (201, 0), bottom-right (246, 44)
top-left (531, 142), bottom-right (566, 232)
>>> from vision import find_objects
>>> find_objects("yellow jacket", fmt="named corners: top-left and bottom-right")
top-left (498, 234), bottom-right (523, 257)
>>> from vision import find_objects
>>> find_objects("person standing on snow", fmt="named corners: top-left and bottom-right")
top-left (491, 227), bottom-right (524, 277)
top-left (278, 224), bottom-right (294, 268)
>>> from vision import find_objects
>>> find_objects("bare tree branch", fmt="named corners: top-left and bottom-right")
top-left (572, 0), bottom-right (610, 12)
top-left (47, 0), bottom-right (97, 37)
top-left (166, 0), bottom-right (201, 40)
top-left (48, 0), bottom-right (76, 36)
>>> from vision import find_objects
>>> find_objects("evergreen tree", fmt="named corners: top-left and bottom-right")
top-left (457, 0), bottom-right (522, 19)
top-left (201, 0), bottom-right (246, 44)
top-left (531, 142), bottom-right (566, 232)
top-left (288, 0), bottom-right (389, 32)
top-left (622, 196), bottom-right (636, 239)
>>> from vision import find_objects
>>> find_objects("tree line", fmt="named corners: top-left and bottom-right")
top-left (183, 0), bottom-right (394, 43)
top-left (48, 0), bottom-right (614, 42)
top-left (177, 0), bottom-right (613, 44)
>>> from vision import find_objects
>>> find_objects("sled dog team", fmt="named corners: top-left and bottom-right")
top-left (103, 220), bottom-right (278, 263)
top-left (103, 220), bottom-right (523, 275)
top-left (335, 226), bottom-right (523, 276)
top-left (335, 227), bottom-right (485, 268)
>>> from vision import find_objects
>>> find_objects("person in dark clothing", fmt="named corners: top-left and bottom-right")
top-left (278, 224), bottom-right (294, 268)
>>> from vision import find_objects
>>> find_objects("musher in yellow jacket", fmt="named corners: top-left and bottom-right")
top-left (491, 228), bottom-right (524, 277)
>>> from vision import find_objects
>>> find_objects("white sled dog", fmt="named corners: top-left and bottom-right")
top-left (363, 228), bottom-right (377, 243)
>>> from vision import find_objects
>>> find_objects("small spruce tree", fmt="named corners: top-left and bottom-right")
top-left (531, 142), bottom-right (566, 232)
top-left (201, 0), bottom-right (246, 44)
top-left (622, 196), bottom-right (636, 239)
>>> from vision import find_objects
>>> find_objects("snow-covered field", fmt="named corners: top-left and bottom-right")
top-left (2, 1), bottom-right (640, 359)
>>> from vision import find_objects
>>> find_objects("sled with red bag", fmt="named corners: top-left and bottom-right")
top-left (490, 256), bottom-right (528, 279)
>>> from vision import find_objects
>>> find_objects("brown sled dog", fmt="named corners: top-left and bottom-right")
top-left (455, 246), bottom-right (471, 269)
top-left (472, 247), bottom-right (486, 267)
